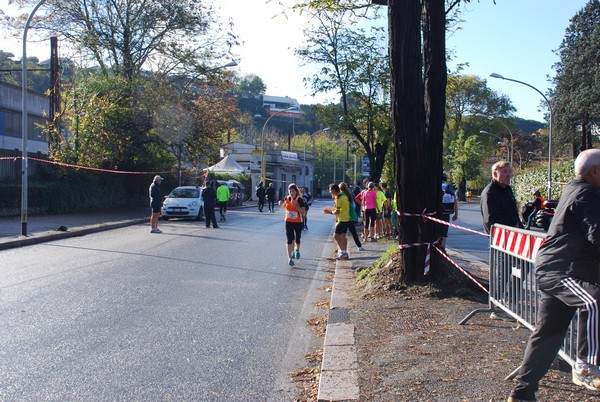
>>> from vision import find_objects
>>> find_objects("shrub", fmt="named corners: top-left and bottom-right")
top-left (512, 160), bottom-right (575, 205)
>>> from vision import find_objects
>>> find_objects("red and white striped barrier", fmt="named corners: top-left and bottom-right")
top-left (490, 225), bottom-right (545, 263)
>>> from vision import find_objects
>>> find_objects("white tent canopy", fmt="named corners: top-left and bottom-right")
top-left (205, 154), bottom-right (246, 175)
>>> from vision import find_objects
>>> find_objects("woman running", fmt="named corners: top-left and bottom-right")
top-left (278, 183), bottom-right (306, 266)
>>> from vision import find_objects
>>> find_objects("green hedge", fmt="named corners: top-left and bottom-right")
top-left (0, 171), bottom-right (148, 214)
top-left (512, 160), bottom-right (575, 205)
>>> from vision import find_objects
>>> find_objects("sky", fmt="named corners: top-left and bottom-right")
top-left (0, 0), bottom-right (591, 122)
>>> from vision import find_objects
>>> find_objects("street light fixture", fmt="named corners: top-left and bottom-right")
top-left (479, 130), bottom-right (510, 162)
top-left (21, 0), bottom-right (47, 236)
top-left (303, 128), bottom-right (330, 161)
top-left (477, 113), bottom-right (514, 168)
top-left (260, 106), bottom-right (299, 186)
top-left (303, 128), bottom-right (330, 190)
top-left (490, 72), bottom-right (553, 198)
top-left (207, 61), bottom-right (238, 72)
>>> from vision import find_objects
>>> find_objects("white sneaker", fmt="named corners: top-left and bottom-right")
top-left (358, 246), bottom-right (365, 251)
top-left (335, 252), bottom-right (349, 260)
top-left (573, 363), bottom-right (600, 390)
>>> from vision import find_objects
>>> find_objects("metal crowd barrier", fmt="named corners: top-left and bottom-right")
top-left (460, 224), bottom-right (578, 378)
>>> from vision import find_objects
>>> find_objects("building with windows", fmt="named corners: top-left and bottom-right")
top-left (219, 142), bottom-right (316, 200)
top-left (0, 82), bottom-right (49, 178)
top-left (0, 81), bottom-right (49, 154)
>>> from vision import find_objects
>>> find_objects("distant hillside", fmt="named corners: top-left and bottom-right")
top-left (515, 118), bottom-right (546, 134)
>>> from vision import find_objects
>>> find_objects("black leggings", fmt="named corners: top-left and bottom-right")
top-left (285, 221), bottom-right (303, 245)
top-left (348, 221), bottom-right (362, 247)
top-left (365, 208), bottom-right (377, 229)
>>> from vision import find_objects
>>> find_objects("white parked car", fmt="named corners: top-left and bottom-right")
top-left (161, 186), bottom-right (204, 220)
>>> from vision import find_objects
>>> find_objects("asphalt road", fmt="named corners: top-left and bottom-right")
top-left (446, 200), bottom-right (490, 262)
top-left (0, 199), bottom-right (337, 401)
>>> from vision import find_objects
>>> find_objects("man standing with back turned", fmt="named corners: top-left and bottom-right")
top-left (508, 149), bottom-right (600, 401)
top-left (481, 160), bottom-right (522, 234)
top-left (216, 182), bottom-right (230, 221)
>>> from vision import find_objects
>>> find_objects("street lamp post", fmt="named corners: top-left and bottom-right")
top-left (477, 113), bottom-right (514, 168)
top-left (260, 106), bottom-right (298, 186)
top-left (479, 130), bottom-right (512, 163)
top-left (490, 73), bottom-right (553, 198)
top-left (303, 128), bottom-right (329, 191)
top-left (303, 128), bottom-right (330, 161)
top-left (21, 0), bottom-right (47, 236)
top-left (479, 130), bottom-right (511, 162)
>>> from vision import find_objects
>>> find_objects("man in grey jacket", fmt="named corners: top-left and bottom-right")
top-left (508, 149), bottom-right (600, 401)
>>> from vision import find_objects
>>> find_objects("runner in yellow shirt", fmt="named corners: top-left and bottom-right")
top-left (323, 183), bottom-right (350, 260)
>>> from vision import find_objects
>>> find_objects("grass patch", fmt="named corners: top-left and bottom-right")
top-left (356, 245), bottom-right (397, 282)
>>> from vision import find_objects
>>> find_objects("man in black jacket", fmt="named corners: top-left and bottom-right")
top-left (149, 175), bottom-right (164, 233)
top-left (480, 161), bottom-right (522, 234)
top-left (201, 181), bottom-right (219, 228)
top-left (508, 149), bottom-right (600, 401)
top-left (256, 182), bottom-right (266, 212)
top-left (266, 183), bottom-right (276, 213)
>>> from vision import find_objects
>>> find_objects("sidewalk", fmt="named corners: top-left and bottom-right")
top-left (317, 238), bottom-right (492, 401)
top-left (0, 202), bottom-right (258, 250)
top-left (318, 239), bottom-right (590, 401)
top-left (0, 208), bottom-right (150, 250)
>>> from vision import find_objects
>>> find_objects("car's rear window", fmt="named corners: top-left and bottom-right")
top-left (170, 188), bottom-right (199, 198)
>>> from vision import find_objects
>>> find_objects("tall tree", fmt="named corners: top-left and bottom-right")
top-left (445, 74), bottom-right (514, 137)
top-left (390, 0), bottom-right (428, 281)
top-left (295, 8), bottom-right (391, 182)
top-left (444, 73), bottom-right (515, 197)
top-left (11, 0), bottom-right (237, 83)
top-left (10, 0), bottom-right (238, 171)
top-left (234, 74), bottom-right (266, 98)
top-left (552, 0), bottom-right (600, 152)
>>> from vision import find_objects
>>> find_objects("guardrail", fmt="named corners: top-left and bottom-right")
top-left (460, 224), bottom-right (578, 378)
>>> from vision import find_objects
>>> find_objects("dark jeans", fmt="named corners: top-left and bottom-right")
top-left (258, 196), bottom-right (265, 211)
top-left (267, 198), bottom-right (275, 212)
top-left (218, 201), bottom-right (227, 217)
top-left (205, 207), bottom-right (218, 228)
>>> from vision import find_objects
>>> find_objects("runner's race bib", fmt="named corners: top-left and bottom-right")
top-left (286, 211), bottom-right (299, 220)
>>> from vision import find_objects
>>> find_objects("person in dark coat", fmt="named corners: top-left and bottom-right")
top-left (266, 182), bottom-right (276, 213)
top-left (508, 149), bottom-right (600, 400)
top-left (480, 160), bottom-right (522, 234)
top-left (149, 175), bottom-right (164, 233)
top-left (256, 182), bottom-right (266, 212)
top-left (201, 181), bottom-right (219, 228)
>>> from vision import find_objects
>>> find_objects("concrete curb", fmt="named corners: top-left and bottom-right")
top-left (0, 203), bottom-right (258, 251)
top-left (0, 218), bottom-right (148, 251)
top-left (317, 259), bottom-right (360, 402)
top-left (317, 243), bottom-right (491, 401)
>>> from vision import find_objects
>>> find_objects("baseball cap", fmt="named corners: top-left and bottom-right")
top-left (154, 175), bottom-right (164, 182)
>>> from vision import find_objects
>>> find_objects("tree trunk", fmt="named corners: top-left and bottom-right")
top-left (369, 142), bottom-right (388, 182)
top-left (422, 0), bottom-right (447, 276)
top-left (581, 120), bottom-right (593, 150)
top-left (390, 0), bottom-right (426, 283)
